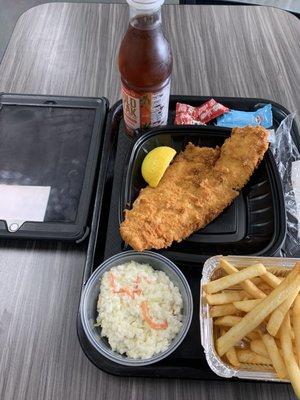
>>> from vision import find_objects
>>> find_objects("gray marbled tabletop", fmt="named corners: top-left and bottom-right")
top-left (0, 3), bottom-right (299, 400)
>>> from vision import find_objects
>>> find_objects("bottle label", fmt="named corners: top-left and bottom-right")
top-left (121, 81), bottom-right (170, 132)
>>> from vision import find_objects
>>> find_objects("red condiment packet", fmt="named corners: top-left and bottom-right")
top-left (174, 113), bottom-right (205, 125)
top-left (175, 99), bottom-right (229, 125)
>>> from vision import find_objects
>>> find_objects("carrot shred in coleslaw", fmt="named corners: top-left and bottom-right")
top-left (141, 300), bottom-right (168, 330)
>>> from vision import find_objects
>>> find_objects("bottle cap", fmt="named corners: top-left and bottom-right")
top-left (127, 0), bottom-right (165, 10)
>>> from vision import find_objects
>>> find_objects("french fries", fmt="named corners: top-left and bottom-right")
top-left (202, 258), bottom-right (300, 399)
top-left (210, 304), bottom-right (238, 317)
top-left (250, 339), bottom-right (268, 358)
top-left (205, 263), bottom-right (267, 294)
top-left (280, 314), bottom-right (300, 398)
top-left (262, 333), bottom-right (287, 379)
top-left (221, 328), bottom-right (240, 368)
top-left (245, 331), bottom-right (261, 341)
top-left (214, 316), bottom-right (242, 327)
top-left (237, 349), bottom-right (272, 365)
top-left (267, 286), bottom-right (300, 337)
top-left (216, 262), bottom-right (300, 356)
top-left (293, 295), bottom-right (300, 366)
top-left (251, 277), bottom-right (263, 285)
top-left (234, 299), bottom-right (262, 312)
top-left (226, 346), bottom-right (240, 367)
top-left (260, 272), bottom-right (283, 288)
top-left (256, 283), bottom-right (273, 293)
top-left (220, 259), bottom-right (266, 299)
top-left (206, 291), bottom-right (247, 305)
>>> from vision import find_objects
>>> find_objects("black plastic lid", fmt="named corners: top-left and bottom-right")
top-left (0, 93), bottom-right (108, 241)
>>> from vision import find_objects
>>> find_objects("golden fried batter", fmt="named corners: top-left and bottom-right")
top-left (120, 126), bottom-right (269, 251)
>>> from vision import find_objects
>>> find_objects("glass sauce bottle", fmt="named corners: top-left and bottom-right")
top-left (118, 0), bottom-right (172, 134)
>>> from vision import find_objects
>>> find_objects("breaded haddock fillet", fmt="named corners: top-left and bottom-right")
top-left (120, 126), bottom-right (269, 251)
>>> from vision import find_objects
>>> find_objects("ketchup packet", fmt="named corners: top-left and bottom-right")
top-left (174, 114), bottom-right (205, 125)
top-left (175, 99), bottom-right (229, 125)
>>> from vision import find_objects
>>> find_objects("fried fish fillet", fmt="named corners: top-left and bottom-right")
top-left (120, 126), bottom-right (269, 251)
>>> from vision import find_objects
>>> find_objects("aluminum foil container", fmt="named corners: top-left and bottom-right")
top-left (200, 255), bottom-right (299, 382)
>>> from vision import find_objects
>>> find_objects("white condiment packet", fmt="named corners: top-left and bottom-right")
top-left (0, 185), bottom-right (50, 232)
top-left (268, 129), bottom-right (275, 144)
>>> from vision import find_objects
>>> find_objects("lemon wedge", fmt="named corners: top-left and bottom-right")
top-left (141, 146), bottom-right (176, 188)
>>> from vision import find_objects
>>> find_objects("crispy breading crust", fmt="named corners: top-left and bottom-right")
top-left (120, 126), bottom-right (269, 251)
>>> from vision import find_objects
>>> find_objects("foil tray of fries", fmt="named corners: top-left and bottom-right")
top-left (200, 255), bottom-right (300, 394)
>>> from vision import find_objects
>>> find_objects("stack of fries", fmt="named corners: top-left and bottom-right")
top-left (203, 258), bottom-right (300, 398)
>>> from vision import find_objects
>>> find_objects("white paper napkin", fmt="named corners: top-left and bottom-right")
top-left (0, 185), bottom-right (50, 232)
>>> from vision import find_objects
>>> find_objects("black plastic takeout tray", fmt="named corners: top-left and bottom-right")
top-left (78, 95), bottom-right (300, 380)
top-left (120, 126), bottom-right (286, 263)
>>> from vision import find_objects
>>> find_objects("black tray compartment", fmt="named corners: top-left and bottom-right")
top-left (78, 95), bottom-right (300, 380)
top-left (120, 125), bottom-right (286, 264)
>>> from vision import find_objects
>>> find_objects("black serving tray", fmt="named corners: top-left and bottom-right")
top-left (78, 95), bottom-right (300, 380)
